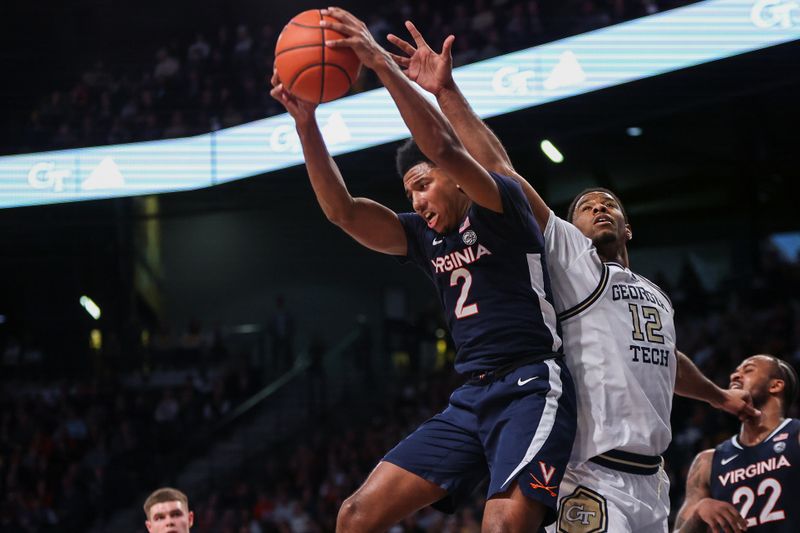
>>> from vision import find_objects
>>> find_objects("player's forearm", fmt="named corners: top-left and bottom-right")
top-left (674, 351), bottom-right (726, 407)
top-left (672, 513), bottom-right (706, 533)
top-left (295, 120), bottom-right (357, 225)
top-left (436, 83), bottom-right (515, 175)
top-left (372, 56), bottom-right (461, 167)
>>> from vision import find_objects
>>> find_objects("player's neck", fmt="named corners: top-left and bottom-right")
top-left (597, 242), bottom-right (629, 268)
top-left (739, 403), bottom-right (785, 446)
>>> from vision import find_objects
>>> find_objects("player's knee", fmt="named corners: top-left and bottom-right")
top-left (482, 514), bottom-right (518, 533)
top-left (336, 495), bottom-right (374, 533)
top-left (482, 499), bottom-right (547, 533)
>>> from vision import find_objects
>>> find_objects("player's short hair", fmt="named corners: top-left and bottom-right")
top-left (566, 187), bottom-right (629, 224)
top-left (396, 138), bottom-right (433, 179)
top-left (766, 355), bottom-right (799, 415)
top-left (143, 487), bottom-right (189, 519)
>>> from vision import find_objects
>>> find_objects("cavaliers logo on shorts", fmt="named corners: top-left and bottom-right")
top-left (557, 486), bottom-right (608, 533)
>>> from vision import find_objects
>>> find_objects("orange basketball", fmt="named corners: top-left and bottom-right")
top-left (274, 10), bottom-right (361, 104)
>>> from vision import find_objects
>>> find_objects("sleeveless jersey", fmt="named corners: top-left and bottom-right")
top-left (710, 419), bottom-right (800, 532)
top-left (398, 172), bottom-right (561, 374)
top-left (544, 212), bottom-right (677, 462)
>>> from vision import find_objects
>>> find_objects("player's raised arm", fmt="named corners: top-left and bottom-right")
top-left (673, 450), bottom-right (747, 533)
top-left (322, 8), bottom-right (503, 214)
top-left (387, 22), bottom-right (550, 228)
top-left (270, 72), bottom-right (407, 256)
top-left (675, 350), bottom-right (760, 421)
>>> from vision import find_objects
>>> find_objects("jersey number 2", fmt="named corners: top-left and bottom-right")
top-left (732, 477), bottom-right (785, 527)
top-left (451, 268), bottom-right (478, 319)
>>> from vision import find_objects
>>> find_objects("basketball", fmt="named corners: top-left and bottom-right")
top-left (274, 10), bottom-right (361, 104)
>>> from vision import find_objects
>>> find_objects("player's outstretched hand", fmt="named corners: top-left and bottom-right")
top-left (321, 7), bottom-right (387, 70)
top-left (387, 21), bottom-right (455, 96)
top-left (269, 69), bottom-right (317, 124)
top-left (694, 498), bottom-right (748, 533)
top-left (717, 388), bottom-right (761, 422)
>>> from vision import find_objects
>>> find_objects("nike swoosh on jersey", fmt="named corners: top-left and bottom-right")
top-left (721, 455), bottom-right (739, 465)
top-left (518, 377), bottom-right (539, 386)
top-left (432, 237), bottom-right (443, 245)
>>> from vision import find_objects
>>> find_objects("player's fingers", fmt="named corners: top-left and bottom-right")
top-left (319, 18), bottom-right (353, 36)
top-left (324, 36), bottom-right (356, 49)
top-left (404, 20), bottom-right (429, 48)
top-left (323, 6), bottom-right (358, 27)
top-left (270, 68), bottom-right (280, 87)
top-left (741, 403), bottom-right (760, 418)
top-left (269, 85), bottom-right (286, 102)
top-left (715, 517), bottom-right (736, 533)
top-left (387, 34), bottom-right (416, 56)
top-left (726, 507), bottom-right (748, 531)
top-left (441, 34), bottom-right (455, 58)
top-left (388, 52), bottom-right (411, 67)
top-left (720, 512), bottom-right (747, 533)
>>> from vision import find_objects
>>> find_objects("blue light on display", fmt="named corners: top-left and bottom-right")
top-left (1, 0), bottom-right (798, 208)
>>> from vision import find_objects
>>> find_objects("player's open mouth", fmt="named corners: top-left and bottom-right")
top-left (729, 381), bottom-right (742, 389)
top-left (424, 212), bottom-right (438, 228)
top-left (594, 215), bottom-right (613, 226)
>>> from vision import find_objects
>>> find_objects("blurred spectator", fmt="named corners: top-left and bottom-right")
top-left (7, 0), bottom-right (707, 155)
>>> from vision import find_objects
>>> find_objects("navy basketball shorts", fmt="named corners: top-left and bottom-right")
top-left (383, 357), bottom-right (577, 524)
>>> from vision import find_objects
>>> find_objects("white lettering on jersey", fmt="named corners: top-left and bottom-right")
top-left (431, 244), bottom-right (493, 273)
top-left (718, 455), bottom-right (792, 487)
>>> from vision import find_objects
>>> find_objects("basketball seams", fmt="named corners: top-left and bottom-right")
top-left (318, 9), bottom-right (325, 104)
top-left (276, 9), bottom-right (358, 103)
top-left (275, 43), bottom-right (324, 58)
top-left (288, 63), bottom-right (352, 103)
top-left (288, 21), bottom-right (327, 30)
top-left (326, 63), bottom-right (353, 86)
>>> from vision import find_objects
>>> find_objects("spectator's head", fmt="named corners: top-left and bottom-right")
top-left (729, 354), bottom-right (799, 416)
top-left (144, 487), bottom-right (194, 533)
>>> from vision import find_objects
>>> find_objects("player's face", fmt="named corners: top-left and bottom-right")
top-left (145, 501), bottom-right (194, 533)
top-left (403, 162), bottom-right (467, 233)
top-left (729, 355), bottom-right (775, 407)
top-left (570, 191), bottom-right (631, 247)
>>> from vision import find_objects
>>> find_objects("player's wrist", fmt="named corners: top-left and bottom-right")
top-left (434, 78), bottom-right (459, 99)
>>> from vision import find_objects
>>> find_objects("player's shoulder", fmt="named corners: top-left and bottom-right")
top-left (633, 270), bottom-right (674, 308)
top-left (693, 448), bottom-right (716, 470)
top-left (686, 449), bottom-right (715, 486)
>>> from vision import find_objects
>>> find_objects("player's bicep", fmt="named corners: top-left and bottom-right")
top-left (675, 450), bottom-right (714, 528)
top-left (335, 198), bottom-right (407, 255)
top-left (436, 145), bottom-right (503, 213)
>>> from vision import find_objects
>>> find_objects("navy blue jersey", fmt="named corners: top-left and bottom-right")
top-left (710, 418), bottom-right (800, 532)
top-left (397, 172), bottom-right (561, 374)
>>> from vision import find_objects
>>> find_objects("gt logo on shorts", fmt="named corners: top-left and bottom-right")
top-left (557, 486), bottom-right (608, 533)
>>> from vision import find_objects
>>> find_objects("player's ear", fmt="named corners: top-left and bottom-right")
top-left (769, 378), bottom-right (785, 396)
top-left (145, 521), bottom-right (153, 533)
top-left (188, 511), bottom-right (195, 528)
top-left (625, 224), bottom-right (632, 241)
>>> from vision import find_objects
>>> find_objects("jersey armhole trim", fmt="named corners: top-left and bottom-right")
top-left (557, 264), bottom-right (610, 321)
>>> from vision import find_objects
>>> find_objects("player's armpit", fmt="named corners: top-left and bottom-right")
top-left (503, 170), bottom-right (550, 230)
top-left (332, 197), bottom-right (408, 255)
top-left (673, 449), bottom-right (714, 532)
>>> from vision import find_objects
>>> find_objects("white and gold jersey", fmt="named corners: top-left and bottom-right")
top-left (544, 212), bottom-right (677, 462)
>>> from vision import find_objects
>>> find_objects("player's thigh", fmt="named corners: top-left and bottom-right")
top-left (339, 461), bottom-right (448, 528)
top-left (483, 480), bottom-right (549, 533)
top-left (550, 462), bottom-right (669, 533)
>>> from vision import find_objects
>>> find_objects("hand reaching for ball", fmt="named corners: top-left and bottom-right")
top-left (270, 69), bottom-right (317, 125)
top-left (320, 7), bottom-right (390, 71)
top-left (274, 9), bottom-right (361, 104)
top-left (387, 21), bottom-right (456, 97)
